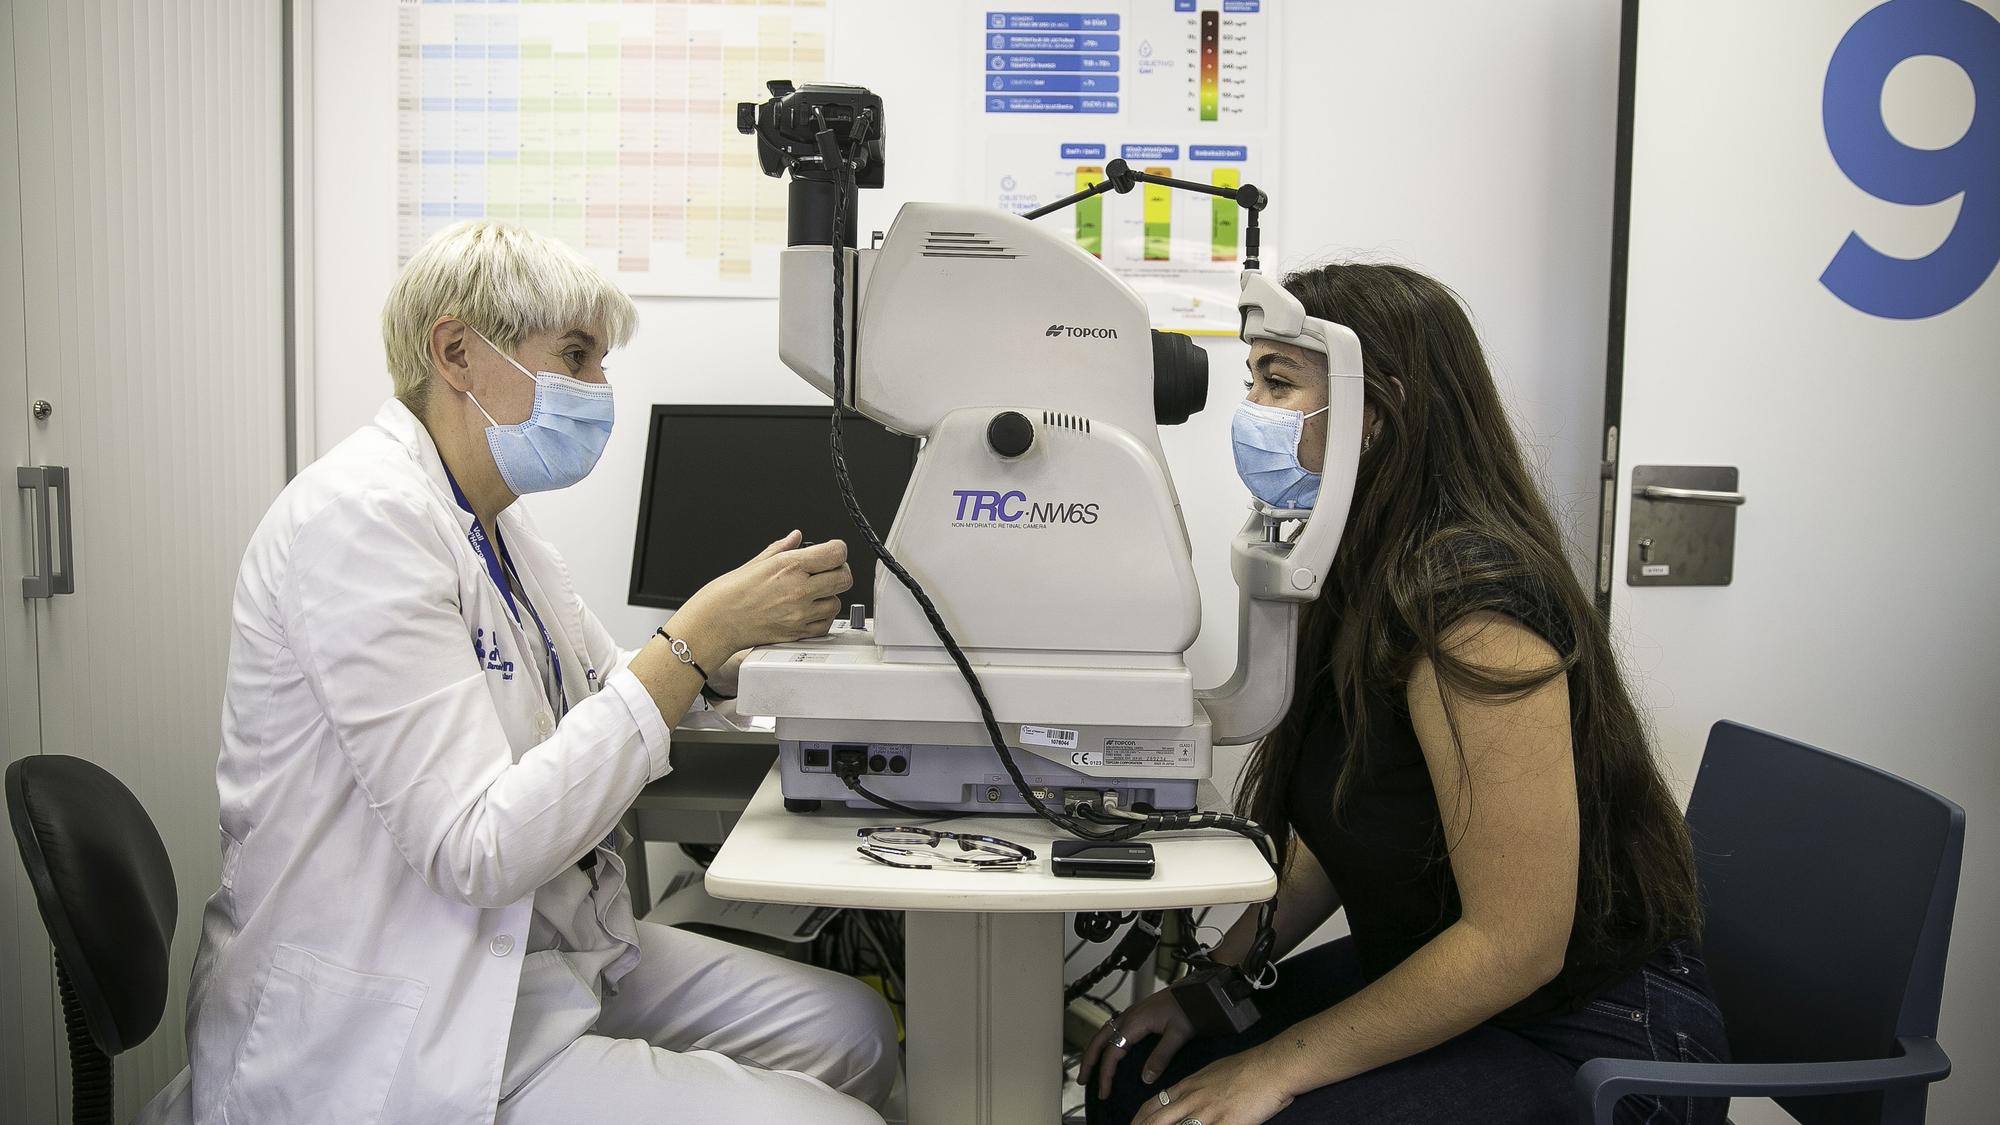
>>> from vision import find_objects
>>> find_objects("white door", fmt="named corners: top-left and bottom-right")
top-left (4, 1), bottom-right (289, 1121)
top-left (1608, 1), bottom-right (1997, 1121)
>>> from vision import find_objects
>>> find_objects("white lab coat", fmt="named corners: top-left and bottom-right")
top-left (165, 399), bottom-right (682, 1125)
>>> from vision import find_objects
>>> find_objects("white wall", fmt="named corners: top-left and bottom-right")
top-left (313, 0), bottom-right (1619, 807)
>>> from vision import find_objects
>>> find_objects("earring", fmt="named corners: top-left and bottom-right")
top-left (1361, 428), bottom-right (1376, 454)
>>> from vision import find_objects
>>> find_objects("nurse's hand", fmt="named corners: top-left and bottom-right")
top-left (679, 531), bottom-right (853, 653)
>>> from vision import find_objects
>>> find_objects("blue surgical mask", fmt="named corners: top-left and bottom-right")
top-left (466, 328), bottom-right (615, 495)
top-left (1232, 399), bottom-right (1329, 509)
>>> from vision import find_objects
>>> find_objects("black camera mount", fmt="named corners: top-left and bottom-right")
top-left (736, 80), bottom-right (884, 249)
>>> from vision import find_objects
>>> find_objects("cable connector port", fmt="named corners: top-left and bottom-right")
top-left (1062, 788), bottom-right (1115, 815)
top-left (831, 745), bottom-right (868, 779)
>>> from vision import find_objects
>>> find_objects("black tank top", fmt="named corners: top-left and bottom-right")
top-left (1283, 575), bottom-right (1658, 1024)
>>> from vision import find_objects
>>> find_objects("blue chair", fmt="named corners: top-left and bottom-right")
top-left (1574, 721), bottom-right (1963, 1124)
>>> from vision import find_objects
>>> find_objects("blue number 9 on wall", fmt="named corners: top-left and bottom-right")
top-left (1821, 0), bottom-right (1999, 319)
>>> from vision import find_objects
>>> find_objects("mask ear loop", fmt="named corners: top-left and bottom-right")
top-left (463, 324), bottom-right (535, 428)
top-left (1291, 398), bottom-right (1331, 466)
top-left (465, 390), bottom-right (504, 430)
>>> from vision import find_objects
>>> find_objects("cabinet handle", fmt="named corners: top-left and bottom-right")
top-left (46, 466), bottom-right (73, 595)
top-left (16, 466), bottom-right (53, 599)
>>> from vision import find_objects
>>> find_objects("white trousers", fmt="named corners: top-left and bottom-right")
top-left (496, 919), bottom-right (903, 1125)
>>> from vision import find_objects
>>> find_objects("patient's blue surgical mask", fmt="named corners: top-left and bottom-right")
top-left (1232, 399), bottom-right (1329, 509)
top-left (466, 328), bottom-right (615, 495)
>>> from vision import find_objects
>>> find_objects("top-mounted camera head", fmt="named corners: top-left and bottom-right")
top-left (737, 80), bottom-right (885, 247)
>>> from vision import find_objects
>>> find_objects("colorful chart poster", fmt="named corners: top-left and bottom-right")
top-left (972, 1), bottom-right (1278, 333)
top-left (990, 136), bottom-right (1270, 334)
top-left (977, 0), bottom-right (1271, 127)
top-left (397, 0), bottom-right (830, 298)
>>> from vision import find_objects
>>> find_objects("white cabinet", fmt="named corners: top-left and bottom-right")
top-left (2, 2), bottom-right (288, 1120)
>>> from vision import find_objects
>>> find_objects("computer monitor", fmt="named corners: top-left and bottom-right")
top-left (628, 404), bottom-right (919, 613)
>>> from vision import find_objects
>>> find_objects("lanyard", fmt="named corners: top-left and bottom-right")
top-left (445, 470), bottom-right (568, 716)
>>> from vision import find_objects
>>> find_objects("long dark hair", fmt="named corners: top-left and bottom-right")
top-left (1236, 262), bottom-right (1701, 954)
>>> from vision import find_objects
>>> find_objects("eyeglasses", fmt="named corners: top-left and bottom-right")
top-left (855, 825), bottom-right (1037, 871)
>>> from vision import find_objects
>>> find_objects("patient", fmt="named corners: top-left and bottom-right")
top-left (1082, 263), bottom-right (1728, 1125)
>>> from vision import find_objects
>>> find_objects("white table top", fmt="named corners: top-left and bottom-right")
top-left (705, 766), bottom-right (1278, 912)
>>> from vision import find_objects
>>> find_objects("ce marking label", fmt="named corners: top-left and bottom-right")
top-left (1071, 752), bottom-right (1098, 767)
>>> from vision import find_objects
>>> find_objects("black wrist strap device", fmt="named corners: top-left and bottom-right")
top-left (1167, 963), bottom-right (1263, 1036)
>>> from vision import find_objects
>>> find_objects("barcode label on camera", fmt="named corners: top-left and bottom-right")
top-left (1020, 725), bottom-right (1079, 750)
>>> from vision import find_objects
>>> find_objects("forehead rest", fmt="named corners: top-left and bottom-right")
top-left (1239, 271), bottom-right (1328, 355)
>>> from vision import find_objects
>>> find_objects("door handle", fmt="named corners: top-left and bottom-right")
top-left (1635, 484), bottom-right (1746, 506)
top-left (15, 465), bottom-right (73, 598)
top-left (17, 466), bottom-right (54, 598)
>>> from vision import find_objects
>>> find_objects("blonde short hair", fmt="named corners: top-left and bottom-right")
top-left (382, 220), bottom-right (637, 408)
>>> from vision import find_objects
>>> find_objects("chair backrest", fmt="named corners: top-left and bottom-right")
top-left (1688, 721), bottom-right (1965, 1125)
top-left (6, 755), bottom-right (178, 1057)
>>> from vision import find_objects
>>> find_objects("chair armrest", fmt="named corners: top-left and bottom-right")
top-left (1573, 1037), bottom-right (1950, 1125)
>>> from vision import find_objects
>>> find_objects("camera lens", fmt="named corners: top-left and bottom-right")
top-left (1151, 329), bottom-right (1208, 425)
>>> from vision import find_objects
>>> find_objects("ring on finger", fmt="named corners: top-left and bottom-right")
top-left (1158, 1090), bottom-right (1173, 1107)
top-left (1111, 1033), bottom-right (1130, 1049)
top-left (1177, 1118), bottom-right (1202, 1125)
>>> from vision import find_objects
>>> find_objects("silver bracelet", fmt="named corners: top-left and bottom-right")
top-left (654, 627), bottom-right (709, 681)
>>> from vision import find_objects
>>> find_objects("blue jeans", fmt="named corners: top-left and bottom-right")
top-left (1088, 936), bottom-right (1729, 1125)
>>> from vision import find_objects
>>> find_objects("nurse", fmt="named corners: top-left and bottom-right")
top-left (158, 220), bottom-right (901, 1124)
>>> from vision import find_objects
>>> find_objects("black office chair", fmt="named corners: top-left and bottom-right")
top-left (7, 755), bottom-right (178, 1125)
top-left (1574, 721), bottom-right (1963, 1124)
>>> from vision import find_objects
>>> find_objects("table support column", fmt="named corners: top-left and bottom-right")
top-left (617, 811), bottom-right (650, 912)
top-left (904, 910), bottom-right (1063, 1125)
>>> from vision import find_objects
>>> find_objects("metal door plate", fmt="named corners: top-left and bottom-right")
top-left (1628, 466), bottom-right (1739, 587)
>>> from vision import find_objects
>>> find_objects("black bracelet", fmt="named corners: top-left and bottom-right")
top-left (700, 682), bottom-right (737, 704)
top-left (654, 627), bottom-right (710, 682)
